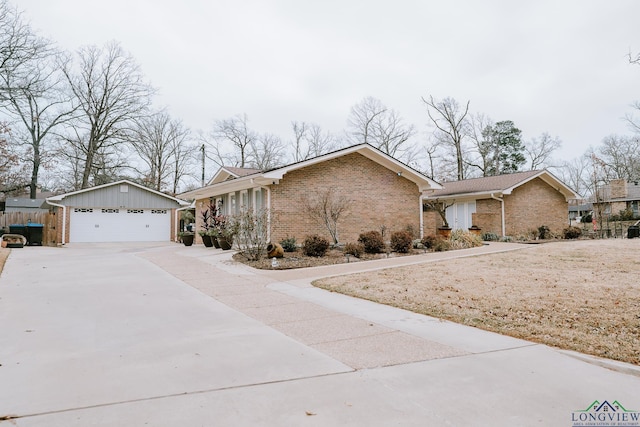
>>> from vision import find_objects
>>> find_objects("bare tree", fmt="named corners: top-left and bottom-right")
top-left (346, 97), bottom-right (416, 160)
top-left (130, 111), bottom-right (191, 192)
top-left (559, 155), bottom-right (590, 199)
top-left (0, 1), bottom-right (49, 102)
top-left (525, 132), bottom-right (562, 170)
top-left (0, 1), bottom-right (75, 197)
top-left (466, 112), bottom-right (494, 177)
top-left (60, 42), bottom-right (154, 189)
top-left (423, 95), bottom-right (470, 180)
top-left (210, 114), bottom-right (255, 168)
top-left (290, 121), bottom-right (339, 162)
top-left (248, 133), bottom-right (285, 170)
top-left (595, 134), bottom-right (640, 181)
top-left (301, 188), bottom-right (350, 244)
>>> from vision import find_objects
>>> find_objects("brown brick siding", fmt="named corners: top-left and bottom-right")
top-left (504, 178), bottom-right (568, 236)
top-left (424, 178), bottom-right (569, 237)
top-left (269, 153), bottom-right (421, 243)
top-left (473, 198), bottom-right (502, 235)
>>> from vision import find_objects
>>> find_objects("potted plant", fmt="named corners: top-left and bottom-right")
top-left (199, 204), bottom-right (214, 247)
top-left (179, 210), bottom-right (196, 246)
top-left (217, 215), bottom-right (237, 250)
top-left (425, 199), bottom-right (453, 238)
top-left (468, 225), bottom-right (482, 236)
top-left (179, 231), bottom-right (195, 246)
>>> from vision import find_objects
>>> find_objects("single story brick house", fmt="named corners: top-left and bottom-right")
top-left (45, 180), bottom-right (190, 244)
top-left (423, 170), bottom-right (579, 237)
top-left (179, 143), bottom-right (442, 244)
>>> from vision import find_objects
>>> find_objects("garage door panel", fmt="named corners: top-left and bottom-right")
top-left (70, 208), bottom-right (170, 242)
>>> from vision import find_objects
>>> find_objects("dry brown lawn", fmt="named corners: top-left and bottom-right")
top-left (314, 239), bottom-right (640, 365)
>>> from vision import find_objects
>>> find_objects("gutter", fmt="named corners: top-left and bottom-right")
top-left (491, 193), bottom-right (506, 237)
top-left (45, 199), bottom-right (66, 245)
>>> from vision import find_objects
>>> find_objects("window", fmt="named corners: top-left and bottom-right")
top-left (127, 209), bottom-right (144, 214)
top-left (74, 208), bottom-right (93, 213)
top-left (151, 209), bottom-right (167, 214)
top-left (101, 208), bottom-right (119, 213)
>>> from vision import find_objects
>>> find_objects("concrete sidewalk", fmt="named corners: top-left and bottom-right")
top-left (1, 242), bottom-right (639, 426)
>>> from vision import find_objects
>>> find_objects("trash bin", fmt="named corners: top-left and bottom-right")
top-left (9, 224), bottom-right (27, 238)
top-left (628, 225), bottom-right (640, 239)
top-left (26, 223), bottom-right (44, 246)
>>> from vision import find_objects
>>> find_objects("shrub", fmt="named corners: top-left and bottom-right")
top-left (538, 225), bottom-right (552, 240)
top-left (433, 238), bottom-right (451, 252)
top-left (344, 242), bottom-right (364, 258)
top-left (563, 226), bottom-right (582, 239)
top-left (279, 236), bottom-right (297, 252)
top-left (481, 232), bottom-right (500, 242)
top-left (390, 230), bottom-right (413, 253)
top-left (421, 234), bottom-right (438, 249)
top-left (302, 234), bottom-right (330, 257)
top-left (358, 231), bottom-right (385, 254)
top-left (449, 229), bottom-right (483, 250)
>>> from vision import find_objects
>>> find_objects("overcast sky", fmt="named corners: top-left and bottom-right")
top-left (17, 0), bottom-right (640, 163)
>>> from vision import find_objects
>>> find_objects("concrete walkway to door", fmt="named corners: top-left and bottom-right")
top-left (1, 242), bottom-right (639, 426)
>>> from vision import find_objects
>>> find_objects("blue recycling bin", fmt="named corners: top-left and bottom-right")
top-left (26, 223), bottom-right (44, 246)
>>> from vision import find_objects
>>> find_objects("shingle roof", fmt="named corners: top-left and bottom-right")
top-left (429, 170), bottom-right (542, 197)
top-left (223, 167), bottom-right (261, 177)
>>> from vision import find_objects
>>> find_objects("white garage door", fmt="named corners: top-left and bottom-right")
top-left (70, 208), bottom-right (171, 242)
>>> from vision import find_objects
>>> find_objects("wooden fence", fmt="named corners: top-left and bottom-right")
top-left (0, 211), bottom-right (57, 246)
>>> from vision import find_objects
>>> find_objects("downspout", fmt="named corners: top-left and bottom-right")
top-left (491, 193), bottom-right (506, 237)
top-left (261, 186), bottom-right (272, 242)
top-left (46, 200), bottom-right (66, 245)
top-left (419, 194), bottom-right (424, 239)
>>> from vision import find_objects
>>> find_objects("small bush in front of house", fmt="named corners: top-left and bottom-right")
top-left (390, 230), bottom-right (413, 253)
top-left (449, 229), bottom-right (483, 250)
top-left (421, 234), bottom-right (438, 249)
top-left (344, 242), bottom-right (364, 258)
top-left (538, 225), bottom-right (552, 240)
top-left (433, 237), bottom-right (451, 252)
top-left (563, 226), bottom-right (582, 239)
top-left (358, 231), bottom-right (385, 254)
top-left (279, 236), bottom-right (297, 252)
top-left (302, 234), bottom-right (330, 257)
top-left (481, 232), bottom-right (500, 242)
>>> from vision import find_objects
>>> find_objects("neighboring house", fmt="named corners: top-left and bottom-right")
top-left (423, 170), bottom-right (579, 237)
top-left (179, 144), bottom-right (442, 244)
top-left (568, 201), bottom-right (592, 224)
top-left (44, 180), bottom-right (190, 244)
top-left (4, 197), bottom-right (49, 213)
top-left (592, 179), bottom-right (640, 218)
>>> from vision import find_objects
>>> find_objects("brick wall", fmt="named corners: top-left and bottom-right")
top-left (503, 177), bottom-right (568, 236)
top-left (270, 153), bottom-right (421, 243)
top-left (473, 198), bottom-right (502, 235)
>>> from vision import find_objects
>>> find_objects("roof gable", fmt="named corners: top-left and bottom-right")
top-left (208, 166), bottom-right (261, 185)
top-left (426, 170), bottom-right (578, 201)
top-left (46, 180), bottom-right (190, 208)
top-left (181, 144), bottom-right (442, 199)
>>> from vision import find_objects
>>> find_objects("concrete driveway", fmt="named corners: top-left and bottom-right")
top-left (1, 243), bottom-right (639, 426)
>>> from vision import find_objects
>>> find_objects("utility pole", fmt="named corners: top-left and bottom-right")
top-left (201, 143), bottom-right (205, 187)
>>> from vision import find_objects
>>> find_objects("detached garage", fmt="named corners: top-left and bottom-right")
top-left (45, 180), bottom-right (190, 244)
